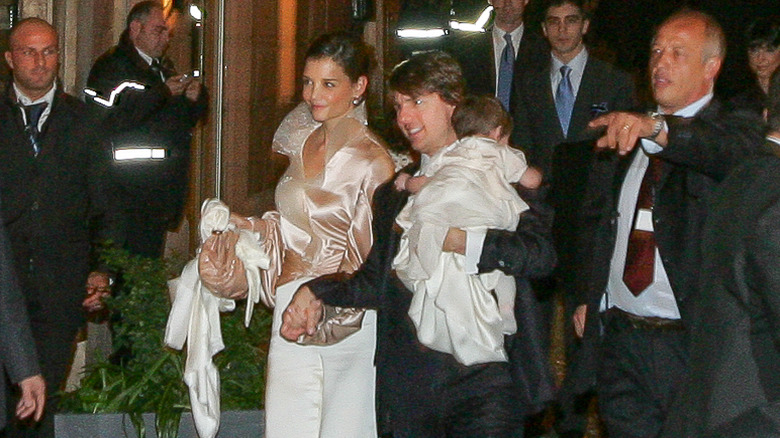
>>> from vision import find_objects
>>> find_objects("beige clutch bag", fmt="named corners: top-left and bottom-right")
top-left (297, 305), bottom-right (365, 346)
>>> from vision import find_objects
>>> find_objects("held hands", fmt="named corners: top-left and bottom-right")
top-left (82, 271), bottom-right (112, 313)
top-left (588, 112), bottom-right (668, 155)
top-left (16, 375), bottom-right (45, 422)
top-left (280, 286), bottom-right (323, 341)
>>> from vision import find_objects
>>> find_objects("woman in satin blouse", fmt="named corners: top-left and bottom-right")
top-left (232, 33), bottom-right (394, 437)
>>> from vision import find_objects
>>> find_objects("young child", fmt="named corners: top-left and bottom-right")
top-left (392, 95), bottom-right (541, 366)
top-left (395, 96), bottom-right (541, 192)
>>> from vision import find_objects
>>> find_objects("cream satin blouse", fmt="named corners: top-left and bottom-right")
top-left (256, 103), bottom-right (394, 307)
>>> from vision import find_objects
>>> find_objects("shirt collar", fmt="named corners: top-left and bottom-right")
top-left (551, 46), bottom-right (588, 73)
top-left (14, 82), bottom-right (57, 106)
top-left (492, 23), bottom-right (524, 47)
top-left (660, 93), bottom-right (713, 117)
top-left (135, 47), bottom-right (155, 66)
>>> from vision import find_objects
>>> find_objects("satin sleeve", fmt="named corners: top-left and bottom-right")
top-left (253, 212), bottom-right (285, 308)
top-left (339, 143), bottom-right (395, 273)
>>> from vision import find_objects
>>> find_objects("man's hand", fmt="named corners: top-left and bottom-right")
top-left (588, 111), bottom-right (668, 155)
top-left (165, 75), bottom-right (191, 96)
top-left (82, 271), bottom-right (112, 312)
top-left (442, 227), bottom-right (466, 255)
top-left (185, 80), bottom-right (202, 102)
top-left (16, 375), bottom-right (45, 422)
top-left (573, 304), bottom-right (587, 338)
top-left (280, 286), bottom-right (323, 341)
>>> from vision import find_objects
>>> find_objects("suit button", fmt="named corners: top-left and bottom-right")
top-left (498, 260), bottom-right (506, 267)
top-left (31, 201), bottom-right (39, 211)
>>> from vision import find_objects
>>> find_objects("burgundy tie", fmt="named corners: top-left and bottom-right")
top-left (623, 156), bottom-right (661, 296)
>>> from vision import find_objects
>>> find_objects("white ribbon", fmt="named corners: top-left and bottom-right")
top-left (164, 199), bottom-right (269, 438)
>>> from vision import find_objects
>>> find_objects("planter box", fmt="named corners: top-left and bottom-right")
top-left (55, 410), bottom-right (264, 438)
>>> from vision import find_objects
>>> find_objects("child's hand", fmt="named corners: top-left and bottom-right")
top-left (405, 175), bottom-right (429, 194)
top-left (394, 173), bottom-right (411, 192)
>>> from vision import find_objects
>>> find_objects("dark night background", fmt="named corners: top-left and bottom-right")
top-left (401, 0), bottom-right (780, 102)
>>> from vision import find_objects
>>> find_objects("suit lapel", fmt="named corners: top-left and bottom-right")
top-left (36, 91), bottom-right (63, 159)
top-left (569, 57), bottom-right (598, 140)
top-left (535, 63), bottom-right (565, 143)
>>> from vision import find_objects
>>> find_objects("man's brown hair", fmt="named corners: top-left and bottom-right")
top-left (388, 50), bottom-right (464, 106)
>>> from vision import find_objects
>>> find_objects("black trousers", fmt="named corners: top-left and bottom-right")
top-left (597, 310), bottom-right (688, 438)
top-left (389, 360), bottom-right (525, 438)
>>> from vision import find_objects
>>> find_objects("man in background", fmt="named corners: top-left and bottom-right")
top-left (87, 0), bottom-right (207, 259)
top-left (0, 18), bottom-right (123, 437)
top-left (448, 0), bottom-right (548, 112)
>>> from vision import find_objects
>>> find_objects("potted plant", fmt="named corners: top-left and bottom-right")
top-left (58, 248), bottom-right (271, 438)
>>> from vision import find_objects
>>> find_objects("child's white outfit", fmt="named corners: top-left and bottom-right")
top-left (392, 135), bottom-right (530, 365)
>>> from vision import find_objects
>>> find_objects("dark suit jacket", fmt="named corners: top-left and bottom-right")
top-left (86, 32), bottom-right (208, 228)
top-left (307, 172), bottom-right (557, 433)
top-left (0, 196), bottom-right (39, 430)
top-left (512, 52), bottom-right (636, 295)
top-left (0, 85), bottom-right (123, 389)
top-left (659, 142), bottom-right (780, 437)
top-left (447, 25), bottom-right (549, 105)
top-left (511, 53), bottom-right (637, 177)
top-left (568, 99), bottom-right (765, 395)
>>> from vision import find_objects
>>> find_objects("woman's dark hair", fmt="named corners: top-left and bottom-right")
top-left (305, 32), bottom-right (372, 82)
top-left (388, 50), bottom-right (465, 106)
top-left (746, 16), bottom-right (780, 51)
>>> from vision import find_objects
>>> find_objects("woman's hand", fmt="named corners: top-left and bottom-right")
top-left (230, 212), bottom-right (255, 231)
top-left (280, 286), bottom-right (323, 341)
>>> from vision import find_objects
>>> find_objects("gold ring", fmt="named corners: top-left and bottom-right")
top-left (621, 124), bottom-right (631, 131)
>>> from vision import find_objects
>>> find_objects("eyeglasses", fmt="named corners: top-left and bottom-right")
top-left (14, 47), bottom-right (59, 58)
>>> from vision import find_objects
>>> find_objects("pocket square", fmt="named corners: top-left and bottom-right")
top-left (590, 102), bottom-right (609, 118)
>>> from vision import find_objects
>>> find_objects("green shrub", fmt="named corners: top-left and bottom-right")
top-left (61, 247), bottom-right (272, 438)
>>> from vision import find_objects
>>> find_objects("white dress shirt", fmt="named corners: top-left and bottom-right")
top-left (602, 94), bottom-right (714, 319)
top-left (136, 47), bottom-right (165, 82)
top-left (492, 24), bottom-right (525, 92)
top-left (14, 82), bottom-right (56, 131)
top-left (549, 47), bottom-right (589, 100)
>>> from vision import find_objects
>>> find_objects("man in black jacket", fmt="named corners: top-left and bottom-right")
top-left (281, 51), bottom-right (556, 437)
top-left (0, 18), bottom-right (123, 437)
top-left (87, 0), bottom-right (207, 258)
top-left (658, 67), bottom-right (780, 438)
top-left (571, 9), bottom-right (763, 437)
top-left (0, 196), bottom-right (45, 432)
top-left (447, 0), bottom-right (549, 113)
